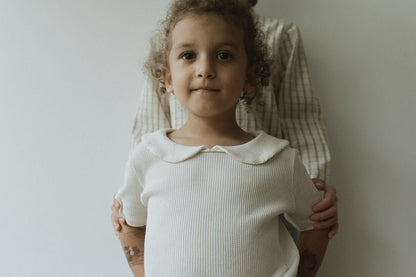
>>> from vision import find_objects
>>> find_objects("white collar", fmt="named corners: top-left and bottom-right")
top-left (141, 128), bottom-right (289, 165)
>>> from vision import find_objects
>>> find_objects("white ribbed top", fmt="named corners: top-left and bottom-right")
top-left (116, 129), bottom-right (322, 277)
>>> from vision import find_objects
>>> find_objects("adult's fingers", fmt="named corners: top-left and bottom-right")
top-left (311, 205), bottom-right (338, 222)
top-left (111, 197), bottom-right (124, 233)
top-left (111, 209), bottom-right (121, 232)
top-left (328, 223), bottom-right (339, 239)
top-left (312, 186), bottom-right (337, 213)
top-left (313, 216), bottom-right (338, 230)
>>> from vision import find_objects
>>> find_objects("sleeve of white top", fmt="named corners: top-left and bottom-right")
top-left (115, 160), bottom-right (147, 227)
top-left (284, 151), bottom-right (322, 231)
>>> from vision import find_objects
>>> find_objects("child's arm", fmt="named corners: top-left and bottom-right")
top-left (118, 223), bottom-right (146, 277)
top-left (296, 228), bottom-right (329, 277)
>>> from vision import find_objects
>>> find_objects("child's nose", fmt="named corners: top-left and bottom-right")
top-left (196, 57), bottom-right (216, 79)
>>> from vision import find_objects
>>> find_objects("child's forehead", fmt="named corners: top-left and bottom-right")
top-left (171, 13), bottom-right (244, 43)
top-left (175, 13), bottom-right (241, 32)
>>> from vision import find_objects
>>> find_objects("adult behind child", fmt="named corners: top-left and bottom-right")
top-left (114, 1), bottom-right (331, 276)
top-left (112, 0), bottom-right (339, 240)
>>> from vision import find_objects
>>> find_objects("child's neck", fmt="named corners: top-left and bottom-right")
top-left (168, 116), bottom-right (254, 148)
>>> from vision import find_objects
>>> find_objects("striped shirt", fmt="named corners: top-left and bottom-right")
top-left (129, 16), bottom-right (331, 181)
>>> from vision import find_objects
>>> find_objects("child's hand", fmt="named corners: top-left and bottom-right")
top-left (111, 195), bottom-right (126, 238)
top-left (310, 179), bottom-right (339, 240)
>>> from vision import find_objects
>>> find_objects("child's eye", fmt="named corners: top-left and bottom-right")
top-left (217, 51), bottom-right (233, 60)
top-left (180, 52), bottom-right (195, 60)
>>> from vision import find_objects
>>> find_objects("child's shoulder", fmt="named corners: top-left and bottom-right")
top-left (128, 129), bottom-right (169, 162)
top-left (255, 131), bottom-right (297, 161)
top-left (133, 128), bottom-right (188, 163)
top-left (140, 128), bottom-right (169, 144)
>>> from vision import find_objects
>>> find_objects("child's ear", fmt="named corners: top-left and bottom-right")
top-left (244, 68), bottom-right (256, 93)
top-left (162, 66), bottom-right (174, 93)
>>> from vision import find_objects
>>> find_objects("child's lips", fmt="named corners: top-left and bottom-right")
top-left (192, 87), bottom-right (220, 93)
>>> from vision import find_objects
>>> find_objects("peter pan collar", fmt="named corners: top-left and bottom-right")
top-left (141, 128), bottom-right (289, 165)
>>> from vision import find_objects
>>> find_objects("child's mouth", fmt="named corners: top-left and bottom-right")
top-left (192, 87), bottom-right (220, 93)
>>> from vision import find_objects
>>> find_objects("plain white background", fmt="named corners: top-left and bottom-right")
top-left (1, 0), bottom-right (415, 276)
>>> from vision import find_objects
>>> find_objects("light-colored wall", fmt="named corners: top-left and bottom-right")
top-left (1, 0), bottom-right (415, 276)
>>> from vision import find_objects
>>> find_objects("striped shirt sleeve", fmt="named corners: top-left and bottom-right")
top-left (267, 18), bottom-right (331, 181)
top-left (129, 77), bottom-right (171, 150)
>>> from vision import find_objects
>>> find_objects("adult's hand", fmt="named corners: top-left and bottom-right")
top-left (111, 195), bottom-right (126, 237)
top-left (310, 179), bottom-right (339, 239)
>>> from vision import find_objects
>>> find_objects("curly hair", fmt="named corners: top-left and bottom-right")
top-left (144, 0), bottom-right (270, 105)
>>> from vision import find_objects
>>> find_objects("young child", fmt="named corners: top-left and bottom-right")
top-left (115, 1), bottom-right (329, 276)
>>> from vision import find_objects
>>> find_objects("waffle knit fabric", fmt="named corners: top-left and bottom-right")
top-left (116, 129), bottom-right (322, 277)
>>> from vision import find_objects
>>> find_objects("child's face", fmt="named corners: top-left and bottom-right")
top-left (163, 14), bottom-right (254, 119)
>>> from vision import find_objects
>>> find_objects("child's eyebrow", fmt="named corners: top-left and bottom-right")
top-left (173, 42), bottom-right (240, 51)
top-left (173, 43), bottom-right (195, 51)
top-left (217, 42), bottom-right (239, 50)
